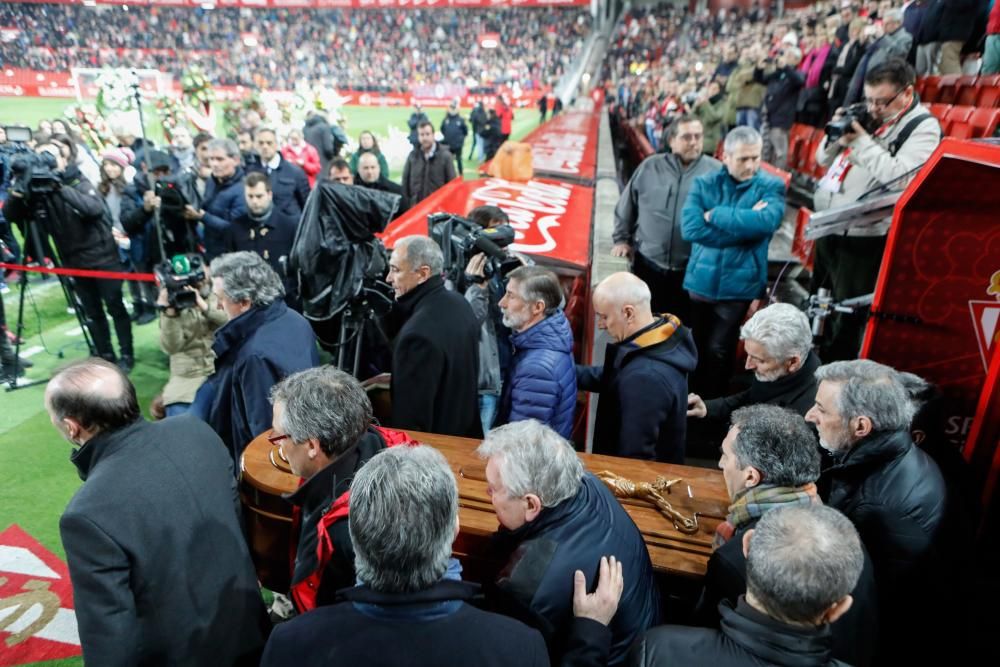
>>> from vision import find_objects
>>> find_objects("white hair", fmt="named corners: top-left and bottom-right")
top-left (595, 273), bottom-right (651, 310)
top-left (397, 235), bottom-right (444, 275)
top-left (724, 126), bottom-right (763, 153)
top-left (476, 420), bottom-right (584, 508)
top-left (740, 303), bottom-right (813, 362)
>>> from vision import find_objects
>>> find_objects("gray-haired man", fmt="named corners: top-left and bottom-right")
top-left (386, 235), bottom-right (481, 437)
top-left (687, 303), bottom-right (820, 424)
top-left (681, 126), bottom-right (785, 399)
top-left (260, 445), bottom-right (550, 666)
top-left (200, 251), bottom-right (318, 467)
top-left (268, 366), bottom-right (398, 613)
top-left (807, 359), bottom-right (957, 663)
top-left (697, 405), bottom-right (878, 667)
top-left (478, 420), bottom-right (659, 666)
top-left (191, 138), bottom-right (247, 260)
top-left (630, 505), bottom-right (864, 666)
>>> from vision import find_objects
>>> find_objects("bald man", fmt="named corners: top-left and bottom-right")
top-left (577, 272), bottom-right (697, 462)
top-left (46, 359), bottom-right (268, 666)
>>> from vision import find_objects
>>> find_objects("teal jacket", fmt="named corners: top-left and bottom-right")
top-left (681, 167), bottom-right (785, 302)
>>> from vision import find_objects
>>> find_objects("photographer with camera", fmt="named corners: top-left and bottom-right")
top-left (812, 59), bottom-right (941, 361)
top-left (156, 258), bottom-right (227, 417)
top-left (5, 140), bottom-right (135, 371)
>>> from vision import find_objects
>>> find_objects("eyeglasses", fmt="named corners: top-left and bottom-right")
top-left (864, 87), bottom-right (907, 109)
top-left (267, 432), bottom-right (291, 447)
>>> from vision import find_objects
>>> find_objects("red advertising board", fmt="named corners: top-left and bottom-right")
top-left (4, 0), bottom-right (588, 7)
top-left (862, 139), bottom-right (1000, 453)
top-left (516, 110), bottom-right (600, 184)
top-left (379, 176), bottom-right (594, 269)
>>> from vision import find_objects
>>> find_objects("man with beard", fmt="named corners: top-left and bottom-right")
top-left (687, 303), bottom-right (819, 424)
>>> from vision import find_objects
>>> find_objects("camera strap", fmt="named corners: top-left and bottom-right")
top-left (887, 112), bottom-right (936, 157)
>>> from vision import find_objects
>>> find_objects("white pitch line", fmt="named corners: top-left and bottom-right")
top-left (65, 327), bottom-right (83, 337)
top-left (20, 345), bottom-right (44, 358)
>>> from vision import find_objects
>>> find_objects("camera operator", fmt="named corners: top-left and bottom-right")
top-left (753, 47), bottom-right (804, 170)
top-left (5, 141), bottom-right (135, 371)
top-left (122, 149), bottom-right (199, 264)
top-left (156, 263), bottom-right (227, 417)
top-left (812, 59), bottom-right (941, 361)
top-left (463, 205), bottom-right (517, 433)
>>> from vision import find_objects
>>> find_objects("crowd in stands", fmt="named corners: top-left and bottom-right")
top-left (606, 0), bottom-right (994, 158)
top-left (0, 4), bottom-right (591, 91)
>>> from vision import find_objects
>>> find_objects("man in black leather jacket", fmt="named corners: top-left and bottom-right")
top-left (629, 505), bottom-right (863, 667)
top-left (6, 141), bottom-right (134, 370)
top-left (807, 359), bottom-right (963, 663)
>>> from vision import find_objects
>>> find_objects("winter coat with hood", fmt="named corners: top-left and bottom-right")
top-left (496, 310), bottom-right (577, 439)
top-left (577, 317), bottom-right (698, 463)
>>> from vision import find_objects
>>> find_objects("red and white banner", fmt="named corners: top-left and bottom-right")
top-left (379, 176), bottom-right (594, 269)
top-left (0, 525), bottom-right (81, 666)
top-left (517, 110), bottom-right (600, 184)
top-left (4, 0), bottom-right (588, 7)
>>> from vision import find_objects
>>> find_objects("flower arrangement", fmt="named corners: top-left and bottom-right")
top-left (64, 104), bottom-right (116, 152)
top-left (155, 95), bottom-right (184, 143)
top-left (180, 67), bottom-right (215, 114)
top-left (94, 69), bottom-right (137, 116)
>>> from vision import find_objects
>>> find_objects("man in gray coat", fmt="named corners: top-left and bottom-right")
top-left (47, 359), bottom-right (269, 667)
top-left (612, 116), bottom-right (721, 322)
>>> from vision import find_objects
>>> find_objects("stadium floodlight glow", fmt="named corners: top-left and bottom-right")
top-left (243, 33), bottom-right (259, 48)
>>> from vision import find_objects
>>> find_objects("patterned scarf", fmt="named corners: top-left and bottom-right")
top-left (713, 483), bottom-right (820, 548)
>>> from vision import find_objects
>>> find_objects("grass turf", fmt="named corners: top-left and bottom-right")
top-left (0, 95), bottom-right (540, 665)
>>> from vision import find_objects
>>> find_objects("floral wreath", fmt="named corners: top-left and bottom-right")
top-left (180, 67), bottom-right (215, 114)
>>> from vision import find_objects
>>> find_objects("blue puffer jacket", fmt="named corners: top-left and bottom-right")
top-left (681, 166), bottom-right (785, 302)
top-left (496, 311), bottom-right (577, 439)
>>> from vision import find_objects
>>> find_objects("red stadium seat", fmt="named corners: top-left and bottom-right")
top-left (976, 86), bottom-right (1000, 109)
top-left (915, 77), bottom-right (928, 100)
top-left (929, 104), bottom-right (952, 122)
top-left (920, 76), bottom-right (942, 103)
top-left (944, 105), bottom-right (976, 137)
top-left (979, 74), bottom-right (1000, 88)
top-left (807, 129), bottom-right (828, 180)
top-left (955, 76), bottom-right (980, 107)
top-left (935, 75), bottom-right (962, 104)
top-left (969, 108), bottom-right (1000, 138)
top-left (787, 124), bottom-right (814, 173)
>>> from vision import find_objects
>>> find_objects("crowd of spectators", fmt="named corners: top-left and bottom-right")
top-left (606, 0), bottom-right (991, 153)
top-left (0, 4), bottom-right (591, 92)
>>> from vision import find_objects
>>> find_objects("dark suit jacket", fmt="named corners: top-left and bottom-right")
top-left (60, 416), bottom-right (269, 667)
top-left (389, 275), bottom-right (481, 437)
top-left (247, 157), bottom-right (311, 218)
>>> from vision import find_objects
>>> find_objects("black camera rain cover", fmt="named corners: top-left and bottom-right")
top-left (289, 182), bottom-right (400, 322)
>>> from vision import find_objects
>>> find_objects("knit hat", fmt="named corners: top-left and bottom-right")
top-left (101, 147), bottom-right (134, 169)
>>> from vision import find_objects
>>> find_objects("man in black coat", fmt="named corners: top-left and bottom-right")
top-left (5, 141), bottom-right (134, 370)
top-left (303, 111), bottom-right (337, 179)
top-left (938, 0), bottom-right (986, 74)
top-left (227, 172), bottom-right (299, 305)
top-left (407, 101), bottom-right (430, 149)
top-left (807, 359), bottom-right (962, 663)
top-left (385, 235), bottom-right (480, 437)
top-left (478, 421), bottom-right (660, 667)
top-left (577, 272), bottom-right (697, 463)
top-left (250, 127), bottom-right (310, 219)
top-left (268, 366), bottom-right (390, 613)
top-left (753, 47), bottom-right (805, 170)
top-left (469, 101), bottom-right (488, 160)
top-left (355, 151), bottom-right (404, 200)
top-left (46, 359), bottom-right (269, 667)
top-left (402, 121), bottom-right (457, 209)
top-left (688, 303), bottom-right (820, 426)
top-left (441, 100), bottom-right (469, 175)
top-left (629, 505), bottom-right (864, 667)
top-left (202, 251), bottom-right (319, 467)
top-left (261, 444), bottom-right (550, 667)
top-left (695, 405), bottom-right (878, 667)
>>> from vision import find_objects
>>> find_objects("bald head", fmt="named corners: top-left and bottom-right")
top-left (592, 272), bottom-right (655, 342)
top-left (45, 358), bottom-right (140, 444)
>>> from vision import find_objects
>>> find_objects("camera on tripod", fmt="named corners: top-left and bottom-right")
top-left (825, 103), bottom-right (876, 141)
top-left (153, 175), bottom-right (189, 215)
top-left (8, 152), bottom-right (61, 197)
top-left (154, 254), bottom-right (206, 310)
top-left (428, 212), bottom-right (520, 287)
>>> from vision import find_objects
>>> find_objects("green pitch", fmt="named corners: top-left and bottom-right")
top-left (0, 97), bottom-right (541, 181)
top-left (0, 95), bottom-right (540, 665)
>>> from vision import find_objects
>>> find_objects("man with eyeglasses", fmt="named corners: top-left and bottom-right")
top-left (613, 115), bottom-right (721, 322)
top-left (812, 59), bottom-right (941, 361)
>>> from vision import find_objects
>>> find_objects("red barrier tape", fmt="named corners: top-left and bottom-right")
top-left (0, 263), bottom-right (157, 283)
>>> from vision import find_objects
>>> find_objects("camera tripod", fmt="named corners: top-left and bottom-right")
top-left (5, 220), bottom-right (96, 392)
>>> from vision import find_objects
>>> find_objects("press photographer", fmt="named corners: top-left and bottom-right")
top-left (155, 255), bottom-right (227, 418)
top-left (123, 149), bottom-right (201, 263)
top-left (5, 140), bottom-right (135, 371)
top-left (812, 58), bottom-right (941, 360)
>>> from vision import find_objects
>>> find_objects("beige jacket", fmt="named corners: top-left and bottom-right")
top-left (159, 292), bottom-right (228, 405)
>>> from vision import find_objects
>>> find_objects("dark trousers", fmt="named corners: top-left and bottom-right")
top-left (450, 147), bottom-right (464, 176)
top-left (812, 234), bottom-right (887, 361)
top-left (632, 252), bottom-right (691, 324)
top-left (688, 297), bottom-right (751, 399)
top-left (72, 276), bottom-right (133, 360)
